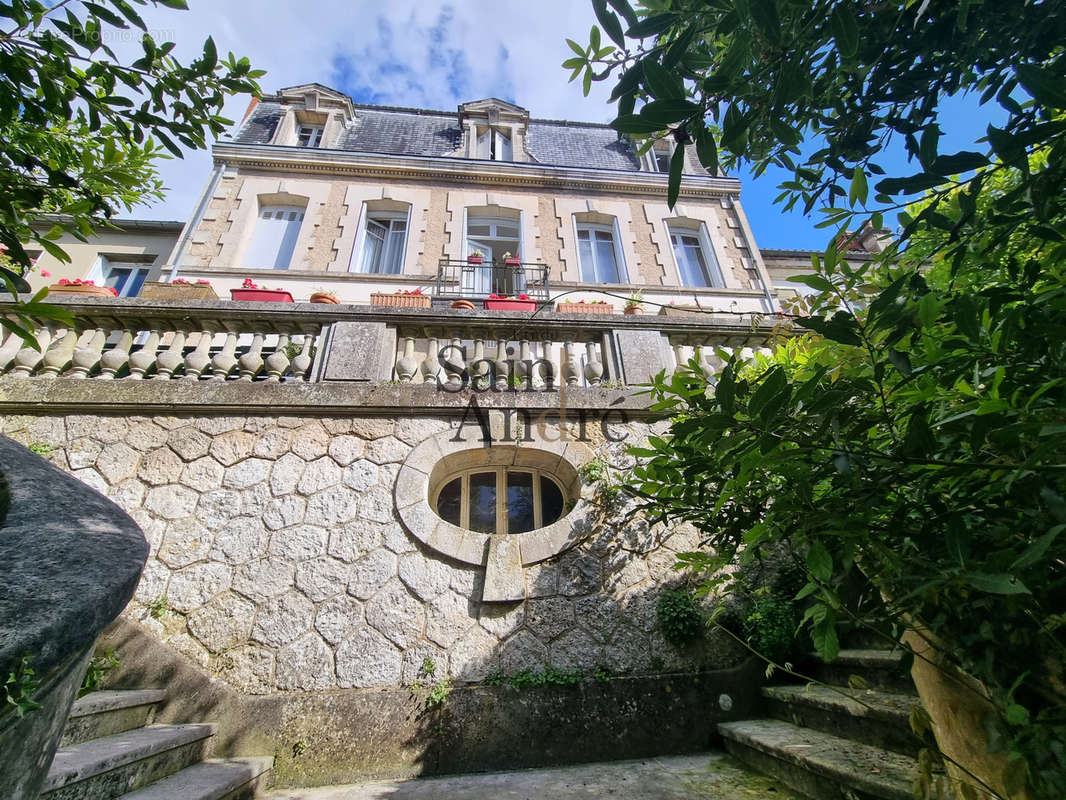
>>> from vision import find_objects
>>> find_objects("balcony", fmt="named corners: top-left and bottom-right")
top-left (434, 259), bottom-right (550, 302)
top-left (0, 295), bottom-right (787, 415)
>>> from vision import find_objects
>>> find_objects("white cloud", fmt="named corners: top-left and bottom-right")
top-left (121, 0), bottom-right (618, 222)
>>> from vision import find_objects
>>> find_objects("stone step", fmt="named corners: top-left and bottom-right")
top-left (61, 690), bottom-right (167, 747)
top-left (763, 685), bottom-right (922, 757)
top-left (719, 718), bottom-right (915, 800)
top-left (810, 649), bottom-right (916, 695)
top-left (41, 723), bottom-right (216, 800)
top-left (118, 756), bottom-right (274, 800)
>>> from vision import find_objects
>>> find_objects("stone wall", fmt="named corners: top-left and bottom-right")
top-left (0, 412), bottom-right (740, 698)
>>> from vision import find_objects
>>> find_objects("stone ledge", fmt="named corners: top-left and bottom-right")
top-left (0, 377), bottom-right (653, 415)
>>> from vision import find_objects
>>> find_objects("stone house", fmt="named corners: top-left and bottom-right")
top-left (0, 84), bottom-right (796, 782)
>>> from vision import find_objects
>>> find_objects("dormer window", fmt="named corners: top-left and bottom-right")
top-left (475, 126), bottom-right (513, 161)
top-left (297, 125), bottom-right (323, 148)
top-left (647, 144), bottom-right (672, 173)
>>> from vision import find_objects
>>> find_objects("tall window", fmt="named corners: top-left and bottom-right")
top-left (435, 467), bottom-right (566, 534)
top-left (669, 224), bottom-right (724, 288)
top-left (475, 126), bottom-right (513, 161)
top-left (465, 215), bottom-right (521, 295)
top-left (297, 125), bottom-right (323, 148)
top-left (576, 223), bottom-right (624, 283)
top-left (361, 214), bottom-right (407, 274)
top-left (245, 205), bottom-right (305, 270)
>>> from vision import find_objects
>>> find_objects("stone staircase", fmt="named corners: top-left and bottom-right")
top-left (719, 648), bottom-right (934, 800)
top-left (40, 689), bottom-right (273, 800)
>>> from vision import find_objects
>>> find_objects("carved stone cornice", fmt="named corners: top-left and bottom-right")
top-left (211, 142), bottom-right (741, 200)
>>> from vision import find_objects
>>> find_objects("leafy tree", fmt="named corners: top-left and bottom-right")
top-left (0, 0), bottom-right (264, 340)
top-left (568, 2), bottom-right (1066, 798)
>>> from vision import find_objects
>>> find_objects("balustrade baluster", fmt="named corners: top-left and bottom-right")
top-left (98, 331), bottom-right (133, 379)
top-left (128, 330), bottom-right (160, 380)
top-left (395, 330), bottom-right (419, 383)
top-left (155, 331), bottom-right (187, 380)
top-left (444, 332), bottom-right (465, 387)
top-left (421, 330), bottom-right (442, 385)
top-left (238, 333), bottom-right (265, 381)
top-left (264, 334), bottom-right (292, 382)
top-left (584, 340), bottom-right (604, 386)
top-left (39, 326), bottom-right (78, 377)
top-left (470, 336), bottom-right (489, 390)
top-left (516, 339), bottom-right (532, 388)
top-left (184, 330), bottom-right (214, 380)
top-left (563, 340), bottom-right (579, 387)
top-left (539, 339), bottom-right (554, 389)
top-left (211, 332), bottom-right (239, 380)
top-left (494, 336), bottom-right (510, 390)
top-left (0, 327), bottom-right (24, 373)
top-left (68, 329), bottom-right (106, 378)
top-left (11, 325), bottom-right (54, 377)
top-left (290, 334), bottom-right (313, 380)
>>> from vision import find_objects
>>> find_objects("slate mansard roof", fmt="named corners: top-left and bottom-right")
top-left (231, 99), bottom-right (644, 172)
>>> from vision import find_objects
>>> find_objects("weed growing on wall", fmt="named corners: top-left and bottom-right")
top-left (79, 649), bottom-right (120, 697)
top-left (657, 587), bottom-right (704, 647)
top-left (3, 654), bottom-right (41, 718)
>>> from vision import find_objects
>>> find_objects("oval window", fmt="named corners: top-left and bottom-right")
top-left (432, 467), bottom-right (567, 534)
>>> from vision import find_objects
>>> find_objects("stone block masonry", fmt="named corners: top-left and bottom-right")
top-left (0, 412), bottom-right (745, 697)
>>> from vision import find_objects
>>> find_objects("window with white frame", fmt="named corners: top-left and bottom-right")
top-left (575, 222), bottom-right (625, 283)
top-left (360, 213), bottom-right (408, 275)
top-left (434, 466), bottom-right (566, 534)
top-left (297, 125), bottom-right (323, 148)
top-left (245, 205), bottom-right (305, 270)
top-left (668, 223), bottom-right (725, 288)
top-left (465, 214), bottom-right (522, 295)
top-left (475, 126), bottom-right (514, 161)
top-left (93, 256), bottom-right (151, 297)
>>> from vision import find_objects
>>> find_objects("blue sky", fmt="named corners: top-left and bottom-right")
top-left (125, 1), bottom-right (1004, 252)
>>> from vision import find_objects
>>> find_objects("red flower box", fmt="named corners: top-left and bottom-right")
top-left (230, 288), bottom-right (294, 303)
top-left (484, 298), bottom-right (537, 312)
top-left (504, 257), bottom-right (521, 267)
top-left (467, 255), bottom-right (484, 264)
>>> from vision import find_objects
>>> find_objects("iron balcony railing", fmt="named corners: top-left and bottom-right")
top-left (435, 259), bottom-right (550, 301)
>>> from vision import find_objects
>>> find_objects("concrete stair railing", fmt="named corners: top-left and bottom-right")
top-left (40, 689), bottom-right (273, 800)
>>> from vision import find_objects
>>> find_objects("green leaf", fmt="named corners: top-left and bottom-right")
top-left (639, 98), bottom-right (699, 124)
top-left (610, 115), bottom-right (666, 135)
top-left (1015, 63), bottom-right (1066, 109)
top-left (1011, 527), bottom-right (1064, 571)
top-left (849, 166), bottom-right (868, 206)
top-left (749, 0), bottom-right (781, 45)
top-left (806, 541), bottom-right (833, 582)
top-left (592, 0), bottom-right (626, 49)
top-left (625, 13), bottom-right (677, 38)
top-left (694, 126), bottom-right (718, 175)
top-left (787, 274), bottom-right (833, 292)
top-left (967, 573), bottom-right (1031, 595)
top-left (566, 38), bottom-right (586, 58)
top-left (667, 142), bottom-right (684, 209)
top-left (607, 0), bottom-right (639, 29)
top-left (929, 151), bottom-right (988, 176)
top-left (830, 3), bottom-right (859, 59)
top-left (642, 58), bottom-right (685, 100)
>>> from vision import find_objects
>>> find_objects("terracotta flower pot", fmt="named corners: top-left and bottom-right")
top-left (310, 292), bottom-right (339, 304)
top-left (451, 299), bottom-right (476, 310)
top-left (47, 283), bottom-right (115, 297)
top-left (139, 281), bottom-right (218, 300)
top-left (623, 305), bottom-right (644, 315)
top-left (369, 292), bottom-right (431, 308)
top-left (484, 298), bottom-right (537, 312)
top-left (230, 288), bottom-right (294, 303)
top-left (557, 302), bottom-right (614, 314)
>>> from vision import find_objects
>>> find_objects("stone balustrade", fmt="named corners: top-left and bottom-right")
top-left (0, 296), bottom-right (786, 390)
top-left (0, 297), bottom-right (326, 382)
